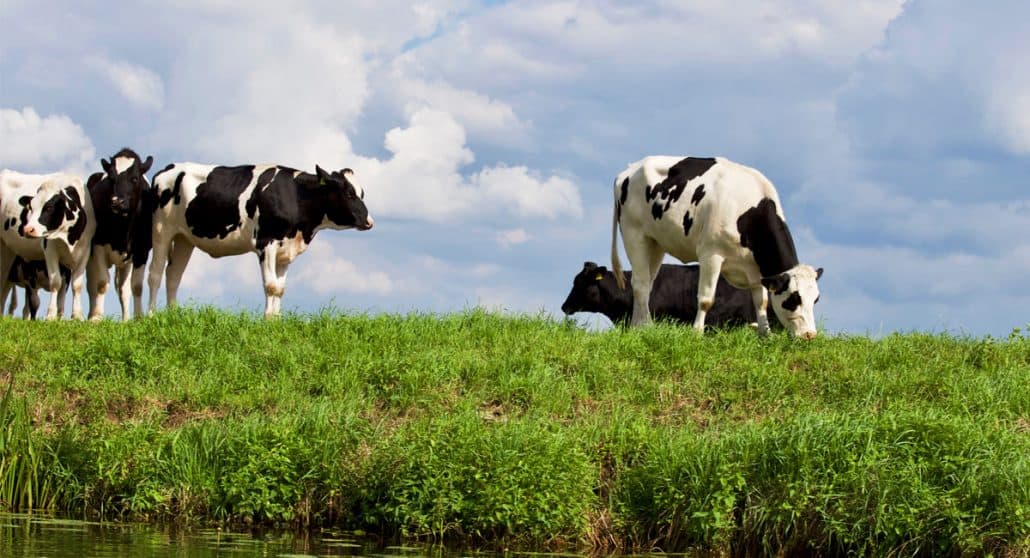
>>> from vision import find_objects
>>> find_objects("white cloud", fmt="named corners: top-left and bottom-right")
top-left (496, 228), bottom-right (530, 247)
top-left (87, 57), bottom-right (165, 111)
top-left (355, 108), bottom-right (582, 222)
top-left (0, 107), bottom-right (96, 174)
top-left (292, 240), bottom-right (395, 296)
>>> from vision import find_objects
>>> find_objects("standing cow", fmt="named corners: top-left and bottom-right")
top-left (148, 163), bottom-right (374, 317)
top-left (86, 148), bottom-right (155, 321)
top-left (612, 156), bottom-right (822, 338)
top-left (0, 169), bottom-right (94, 319)
top-left (5, 256), bottom-right (70, 319)
top-left (561, 261), bottom-right (771, 328)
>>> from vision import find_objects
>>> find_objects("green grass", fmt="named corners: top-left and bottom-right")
top-left (0, 308), bottom-right (1028, 555)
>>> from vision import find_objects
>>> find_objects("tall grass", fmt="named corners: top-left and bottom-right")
top-left (0, 308), bottom-right (1028, 555)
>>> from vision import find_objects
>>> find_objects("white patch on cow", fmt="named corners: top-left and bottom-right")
top-left (113, 156), bottom-right (134, 174)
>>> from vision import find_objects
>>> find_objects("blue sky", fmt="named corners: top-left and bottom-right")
top-left (2, 0), bottom-right (1028, 336)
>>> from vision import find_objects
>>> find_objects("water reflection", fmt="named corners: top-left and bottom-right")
top-left (0, 512), bottom-right (472, 558)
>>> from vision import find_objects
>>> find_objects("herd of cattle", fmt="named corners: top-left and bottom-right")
top-left (1, 150), bottom-right (820, 338)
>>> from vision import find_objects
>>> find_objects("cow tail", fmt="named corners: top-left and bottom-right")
top-left (611, 181), bottom-right (625, 290)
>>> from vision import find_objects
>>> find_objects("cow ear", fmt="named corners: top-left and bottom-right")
top-left (761, 273), bottom-right (791, 295)
top-left (101, 158), bottom-right (113, 175)
top-left (815, 267), bottom-right (824, 280)
top-left (582, 261), bottom-right (597, 270)
top-left (315, 165), bottom-right (330, 186)
top-left (341, 168), bottom-right (354, 177)
top-left (140, 156), bottom-right (154, 175)
top-left (18, 195), bottom-right (32, 207)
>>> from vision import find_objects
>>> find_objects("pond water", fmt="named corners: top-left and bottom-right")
top-left (0, 513), bottom-right (507, 558)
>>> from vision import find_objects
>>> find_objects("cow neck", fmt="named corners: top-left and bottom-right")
top-left (601, 272), bottom-right (634, 324)
top-left (736, 198), bottom-right (800, 278)
top-left (293, 173), bottom-right (333, 240)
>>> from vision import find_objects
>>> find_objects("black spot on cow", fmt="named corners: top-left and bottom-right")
top-left (620, 178), bottom-right (629, 205)
top-left (682, 210), bottom-right (693, 237)
top-left (185, 165), bottom-right (256, 239)
top-left (155, 167), bottom-right (185, 208)
top-left (736, 198), bottom-right (799, 278)
top-left (37, 192), bottom-right (68, 232)
top-left (781, 291), bottom-right (802, 312)
top-left (248, 168), bottom-right (277, 219)
top-left (64, 188), bottom-right (87, 246)
top-left (691, 184), bottom-right (706, 205)
top-left (645, 157), bottom-right (716, 220)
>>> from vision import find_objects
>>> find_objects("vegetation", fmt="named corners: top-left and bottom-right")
top-left (1, 308), bottom-right (1028, 556)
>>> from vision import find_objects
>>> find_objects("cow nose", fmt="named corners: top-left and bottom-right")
top-left (363, 216), bottom-right (374, 230)
top-left (800, 330), bottom-right (818, 341)
top-left (23, 225), bottom-right (38, 238)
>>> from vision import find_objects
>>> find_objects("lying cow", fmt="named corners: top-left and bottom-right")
top-left (612, 156), bottom-right (822, 338)
top-left (148, 163), bottom-right (374, 317)
top-left (87, 148), bottom-right (155, 321)
top-left (5, 255), bottom-right (70, 320)
top-left (561, 261), bottom-right (773, 328)
top-left (1, 170), bottom-right (95, 319)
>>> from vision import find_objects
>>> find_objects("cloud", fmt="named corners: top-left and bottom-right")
top-left (87, 57), bottom-right (165, 111)
top-left (496, 228), bottom-right (530, 247)
top-left (292, 240), bottom-right (395, 296)
top-left (355, 108), bottom-right (582, 222)
top-left (0, 107), bottom-right (95, 174)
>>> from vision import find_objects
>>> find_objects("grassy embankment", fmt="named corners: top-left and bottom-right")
top-left (0, 308), bottom-right (1028, 556)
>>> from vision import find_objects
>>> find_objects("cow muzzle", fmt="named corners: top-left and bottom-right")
top-left (359, 216), bottom-right (374, 231)
top-left (22, 225), bottom-right (41, 238)
top-left (799, 330), bottom-right (818, 341)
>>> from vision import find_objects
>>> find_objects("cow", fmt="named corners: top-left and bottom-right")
top-left (5, 255), bottom-right (70, 320)
top-left (1, 172), bottom-right (95, 319)
top-left (611, 156), bottom-right (822, 339)
top-left (561, 261), bottom-right (774, 329)
top-left (148, 163), bottom-right (374, 317)
top-left (86, 148), bottom-right (155, 321)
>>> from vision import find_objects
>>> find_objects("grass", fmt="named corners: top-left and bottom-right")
top-left (0, 307), bottom-right (1028, 555)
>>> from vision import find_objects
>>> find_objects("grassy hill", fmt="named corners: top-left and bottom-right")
top-left (1, 309), bottom-right (1028, 556)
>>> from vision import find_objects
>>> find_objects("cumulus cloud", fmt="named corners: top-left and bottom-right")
top-left (292, 240), bottom-right (395, 296)
top-left (355, 108), bottom-right (582, 222)
top-left (87, 57), bottom-right (165, 111)
top-left (496, 228), bottom-right (530, 247)
top-left (0, 107), bottom-right (96, 174)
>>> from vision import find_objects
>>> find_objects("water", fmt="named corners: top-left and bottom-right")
top-left (0, 513), bottom-right (490, 558)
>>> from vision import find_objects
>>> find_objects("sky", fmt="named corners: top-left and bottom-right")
top-left (1, 0), bottom-right (1028, 336)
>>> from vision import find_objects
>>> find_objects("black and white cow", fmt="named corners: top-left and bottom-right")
top-left (612, 156), bottom-right (822, 338)
top-left (148, 163), bottom-right (374, 317)
top-left (86, 148), bottom-right (155, 321)
top-left (5, 173), bottom-right (95, 319)
top-left (561, 261), bottom-right (771, 328)
top-left (5, 255), bottom-right (70, 320)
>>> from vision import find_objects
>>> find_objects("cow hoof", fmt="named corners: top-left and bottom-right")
top-left (89, 315), bottom-right (104, 323)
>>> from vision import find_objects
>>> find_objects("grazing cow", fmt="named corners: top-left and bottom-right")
top-left (8, 173), bottom-right (95, 319)
top-left (148, 163), bottom-right (374, 317)
top-left (561, 261), bottom-right (772, 329)
top-left (612, 156), bottom-right (822, 338)
top-left (86, 148), bottom-right (155, 321)
top-left (5, 256), bottom-right (70, 319)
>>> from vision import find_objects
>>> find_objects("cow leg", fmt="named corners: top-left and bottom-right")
top-left (164, 239), bottom-right (194, 308)
top-left (87, 253), bottom-right (108, 321)
top-left (115, 264), bottom-right (132, 321)
top-left (751, 286), bottom-right (771, 337)
top-left (68, 258), bottom-right (87, 321)
top-left (692, 254), bottom-right (725, 333)
top-left (6, 287), bottom-right (16, 316)
top-left (273, 259), bottom-right (291, 316)
top-left (0, 245), bottom-right (16, 312)
top-left (259, 244), bottom-right (280, 318)
top-left (44, 253), bottom-right (63, 320)
top-left (623, 230), bottom-right (661, 326)
top-left (27, 288), bottom-right (40, 320)
top-left (131, 263), bottom-right (146, 319)
top-left (148, 234), bottom-right (171, 314)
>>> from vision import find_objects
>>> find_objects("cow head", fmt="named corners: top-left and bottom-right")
top-left (761, 264), bottom-right (823, 340)
top-left (100, 148), bottom-right (153, 216)
top-left (22, 179), bottom-right (86, 240)
top-left (561, 261), bottom-right (612, 315)
top-left (315, 165), bottom-right (374, 231)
